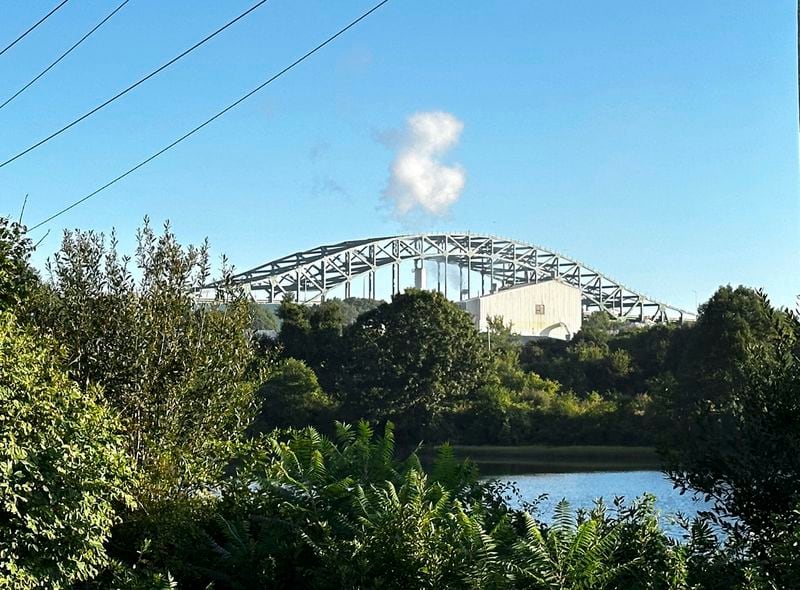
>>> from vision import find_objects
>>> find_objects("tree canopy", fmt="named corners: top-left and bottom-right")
top-left (338, 289), bottom-right (488, 433)
top-left (664, 287), bottom-right (800, 582)
top-left (252, 358), bottom-right (333, 432)
top-left (37, 220), bottom-right (261, 501)
top-left (0, 218), bottom-right (40, 316)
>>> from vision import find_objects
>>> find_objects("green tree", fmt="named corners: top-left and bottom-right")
top-left (673, 286), bottom-right (783, 409)
top-left (0, 311), bottom-right (134, 589)
top-left (276, 298), bottom-right (346, 391)
top-left (277, 294), bottom-right (311, 360)
top-left (338, 296), bottom-right (381, 325)
top-left (612, 323), bottom-right (687, 393)
top-left (249, 302), bottom-right (279, 332)
top-left (338, 289), bottom-right (488, 435)
top-left (306, 300), bottom-right (346, 391)
top-left (37, 220), bottom-right (260, 500)
top-left (665, 287), bottom-right (800, 582)
top-left (484, 315), bottom-right (520, 358)
top-left (574, 311), bottom-right (619, 346)
top-left (600, 348), bottom-right (633, 390)
top-left (664, 286), bottom-right (790, 477)
top-left (671, 330), bottom-right (800, 570)
top-left (519, 338), bottom-right (570, 384)
top-left (252, 358), bottom-right (334, 431)
top-left (0, 217), bottom-right (40, 314)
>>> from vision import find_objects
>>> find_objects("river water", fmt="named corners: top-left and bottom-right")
top-left (491, 470), bottom-right (712, 539)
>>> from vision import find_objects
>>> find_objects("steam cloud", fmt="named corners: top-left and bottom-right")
top-left (383, 111), bottom-right (466, 218)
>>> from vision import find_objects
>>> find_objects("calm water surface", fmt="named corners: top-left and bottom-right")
top-left (491, 470), bottom-right (711, 538)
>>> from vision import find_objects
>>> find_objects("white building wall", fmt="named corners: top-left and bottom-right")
top-left (460, 281), bottom-right (582, 340)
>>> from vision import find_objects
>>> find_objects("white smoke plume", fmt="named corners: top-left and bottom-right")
top-left (383, 111), bottom-right (466, 218)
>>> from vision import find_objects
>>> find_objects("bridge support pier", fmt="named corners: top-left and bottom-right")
top-left (392, 263), bottom-right (400, 296)
top-left (444, 256), bottom-right (447, 299)
top-left (467, 258), bottom-right (471, 298)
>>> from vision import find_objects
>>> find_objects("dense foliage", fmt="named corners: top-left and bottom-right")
top-left (338, 289), bottom-right (489, 432)
top-left (0, 218), bottom-right (40, 317)
top-left (663, 288), bottom-right (800, 587)
top-left (271, 295), bottom-right (681, 446)
top-left (251, 358), bottom-right (334, 432)
top-left (126, 423), bottom-right (698, 589)
top-left (0, 311), bottom-right (134, 588)
top-left (36, 220), bottom-right (261, 502)
top-left (2, 216), bottom-right (798, 588)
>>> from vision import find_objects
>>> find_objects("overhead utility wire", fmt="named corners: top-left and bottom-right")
top-left (29, 0), bottom-right (391, 231)
top-left (0, 0), bottom-right (70, 58)
top-left (0, 0), bottom-right (271, 170)
top-left (0, 0), bottom-right (131, 112)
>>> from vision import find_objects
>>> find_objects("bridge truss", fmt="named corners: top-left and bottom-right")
top-left (219, 233), bottom-right (692, 322)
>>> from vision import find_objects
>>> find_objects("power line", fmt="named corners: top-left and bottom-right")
top-left (29, 0), bottom-right (391, 231)
top-left (0, 0), bottom-right (271, 170)
top-left (0, 0), bottom-right (70, 58)
top-left (0, 0), bottom-right (131, 112)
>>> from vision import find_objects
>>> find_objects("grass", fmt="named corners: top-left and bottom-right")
top-left (422, 445), bottom-right (662, 475)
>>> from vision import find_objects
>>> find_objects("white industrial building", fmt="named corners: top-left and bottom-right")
top-left (457, 280), bottom-right (582, 340)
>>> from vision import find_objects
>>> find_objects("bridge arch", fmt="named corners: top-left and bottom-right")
top-left (218, 233), bottom-right (691, 322)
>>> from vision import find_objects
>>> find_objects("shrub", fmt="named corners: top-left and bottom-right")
top-left (38, 220), bottom-right (261, 501)
top-left (0, 312), bottom-right (134, 588)
top-left (252, 358), bottom-right (335, 432)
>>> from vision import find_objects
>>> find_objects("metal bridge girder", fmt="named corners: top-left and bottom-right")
top-left (215, 233), bottom-right (693, 322)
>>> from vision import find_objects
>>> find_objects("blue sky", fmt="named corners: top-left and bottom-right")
top-left (1, 0), bottom-right (797, 312)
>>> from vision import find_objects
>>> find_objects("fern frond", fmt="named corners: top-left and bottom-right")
top-left (552, 499), bottom-right (576, 535)
top-left (334, 421), bottom-right (355, 446)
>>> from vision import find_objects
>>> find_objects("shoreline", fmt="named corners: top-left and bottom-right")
top-left (423, 444), bottom-right (662, 476)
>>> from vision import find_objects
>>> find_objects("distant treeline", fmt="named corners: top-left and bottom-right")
top-left (254, 285), bottom-right (788, 450)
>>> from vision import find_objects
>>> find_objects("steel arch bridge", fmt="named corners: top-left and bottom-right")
top-left (220, 233), bottom-right (692, 322)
